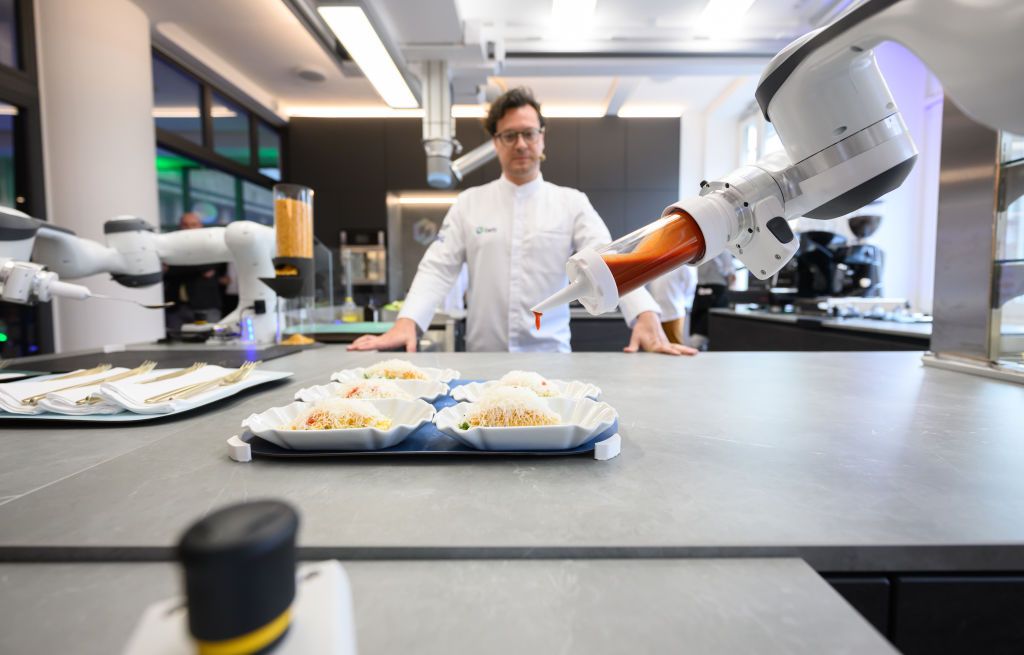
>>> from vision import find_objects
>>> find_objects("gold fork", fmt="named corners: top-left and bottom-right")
top-left (81, 364), bottom-right (207, 405)
top-left (49, 364), bottom-right (113, 381)
top-left (74, 361), bottom-right (168, 406)
top-left (23, 361), bottom-right (157, 405)
top-left (144, 361), bottom-right (259, 404)
top-left (139, 362), bottom-right (207, 384)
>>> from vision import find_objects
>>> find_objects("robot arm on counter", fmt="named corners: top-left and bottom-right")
top-left (0, 207), bottom-right (280, 342)
top-left (534, 0), bottom-right (1024, 316)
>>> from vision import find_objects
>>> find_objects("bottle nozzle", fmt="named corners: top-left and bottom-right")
top-left (530, 279), bottom-right (589, 316)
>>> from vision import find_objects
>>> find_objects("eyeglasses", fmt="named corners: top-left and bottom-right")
top-left (494, 128), bottom-right (544, 146)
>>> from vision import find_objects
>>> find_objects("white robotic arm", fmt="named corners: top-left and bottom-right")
top-left (673, 0), bottom-right (1023, 280)
top-left (0, 208), bottom-right (280, 343)
top-left (535, 0), bottom-right (1023, 315)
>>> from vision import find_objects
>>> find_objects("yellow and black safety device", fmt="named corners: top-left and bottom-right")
top-left (178, 500), bottom-right (299, 655)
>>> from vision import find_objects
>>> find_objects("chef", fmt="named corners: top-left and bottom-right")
top-left (349, 87), bottom-right (696, 355)
top-left (647, 264), bottom-right (696, 346)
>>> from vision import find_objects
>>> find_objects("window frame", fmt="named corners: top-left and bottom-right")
top-left (152, 48), bottom-right (285, 188)
top-left (0, 0), bottom-right (53, 355)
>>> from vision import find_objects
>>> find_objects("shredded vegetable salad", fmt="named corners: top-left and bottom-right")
top-left (496, 370), bottom-right (557, 397)
top-left (289, 398), bottom-right (392, 431)
top-left (335, 379), bottom-right (413, 400)
top-left (363, 359), bottom-right (429, 380)
top-left (459, 387), bottom-right (560, 429)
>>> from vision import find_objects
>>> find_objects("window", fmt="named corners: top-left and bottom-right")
top-left (211, 92), bottom-right (251, 166)
top-left (152, 56), bottom-right (202, 146)
top-left (0, 0), bottom-right (47, 357)
top-left (0, 0), bottom-right (17, 69)
top-left (257, 121), bottom-right (281, 180)
top-left (242, 180), bottom-right (274, 224)
top-left (0, 102), bottom-right (16, 208)
top-left (156, 147), bottom-right (273, 231)
top-left (738, 107), bottom-right (785, 165)
top-left (152, 50), bottom-right (283, 234)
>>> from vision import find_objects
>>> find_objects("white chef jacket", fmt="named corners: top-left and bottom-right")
top-left (647, 265), bottom-right (696, 322)
top-left (398, 173), bottom-right (662, 352)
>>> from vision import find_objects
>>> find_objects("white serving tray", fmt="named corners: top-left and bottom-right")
top-left (451, 379), bottom-right (601, 403)
top-left (434, 397), bottom-right (618, 451)
top-left (242, 398), bottom-right (435, 450)
top-left (0, 370), bottom-right (293, 422)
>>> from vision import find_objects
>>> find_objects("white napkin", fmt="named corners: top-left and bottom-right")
top-left (0, 368), bottom-right (129, 415)
top-left (37, 389), bottom-right (125, 415)
top-left (100, 365), bottom-right (241, 414)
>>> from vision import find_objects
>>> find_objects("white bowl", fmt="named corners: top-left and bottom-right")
top-left (434, 397), bottom-right (617, 451)
top-left (295, 380), bottom-right (449, 403)
top-left (242, 398), bottom-right (435, 450)
top-left (451, 379), bottom-right (601, 403)
top-left (331, 366), bottom-right (460, 384)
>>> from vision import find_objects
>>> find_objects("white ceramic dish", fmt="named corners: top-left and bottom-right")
top-left (434, 397), bottom-right (617, 451)
top-left (242, 398), bottom-right (435, 450)
top-left (295, 380), bottom-right (449, 403)
top-left (331, 366), bottom-right (460, 384)
top-left (450, 379), bottom-right (601, 403)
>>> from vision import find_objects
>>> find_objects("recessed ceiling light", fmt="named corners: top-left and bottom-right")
top-left (451, 105), bottom-right (487, 118)
top-left (542, 105), bottom-right (607, 118)
top-left (295, 66), bottom-right (327, 83)
top-left (617, 105), bottom-right (686, 118)
top-left (284, 106), bottom-right (424, 118)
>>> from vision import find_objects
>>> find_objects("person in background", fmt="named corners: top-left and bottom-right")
top-left (349, 87), bottom-right (695, 355)
top-left (647, 264), bottom-right (696, 346)
top-left (688, 251), bottom-right (736, 351)
top-left (163, 212), bottom-right (227, 332)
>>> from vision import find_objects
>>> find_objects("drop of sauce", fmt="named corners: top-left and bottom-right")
top-left (533, 311), bottom-right (542, 330)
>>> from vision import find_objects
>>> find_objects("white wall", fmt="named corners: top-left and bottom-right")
top-left (862, 42), bottom-right (943, 312)
top-left (36, 0), bottom-right (165, 351)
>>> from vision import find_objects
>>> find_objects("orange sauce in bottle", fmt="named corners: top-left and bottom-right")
top-left (601, 211), bottom-right (706, 295)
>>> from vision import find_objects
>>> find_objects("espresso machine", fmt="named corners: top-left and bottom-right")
top-left (836, 215), bottom-right (884, 297)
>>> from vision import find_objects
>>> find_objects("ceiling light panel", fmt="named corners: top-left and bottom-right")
top-left (318, 4), bottom-right (417, 108)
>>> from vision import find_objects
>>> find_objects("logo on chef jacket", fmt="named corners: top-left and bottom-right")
top-left (475, 226), bottom-right (498, 235)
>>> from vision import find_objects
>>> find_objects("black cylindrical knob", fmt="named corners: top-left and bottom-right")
top-left (178, 500), bottom-right (299, 655)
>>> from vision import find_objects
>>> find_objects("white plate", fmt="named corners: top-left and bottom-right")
top-left (451, 379), bottom-right (601, 403)
top-left (331, 366), bottom-right (460, 384)
top-left (295, 379), bottom-right (448, 403)
top-left (434, 397), bottom-right (617, 451)
top-left (242, 398), bottom-right (435, 450)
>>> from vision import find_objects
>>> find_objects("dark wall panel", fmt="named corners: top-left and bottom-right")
top-left (578, 118), bottom-right (626, 189)
top-left (541, 118), bottom-right (579, 188)
top-left (285, 115), bottom-right (679, 250)
top-left (625, 189), bottom-right (679, 234)
top-left (626, 119), bottom-right (680, 190)
top-left (384, 119), bottom-right (426, 190)
top-left (582, 189), bottom-right (626, 239)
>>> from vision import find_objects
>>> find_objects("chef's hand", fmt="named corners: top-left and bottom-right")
top-left (348, 317), bottom-right (418, 352)
top-left (624, 311), bottom-right (698, 356)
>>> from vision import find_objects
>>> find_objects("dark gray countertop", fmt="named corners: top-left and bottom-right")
top-left (0, 349), bottom-right (1021, 571)
top-left (711, 307), bottom-right (932, 338)
top-left (0, 559), bottom-right (894, 655)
